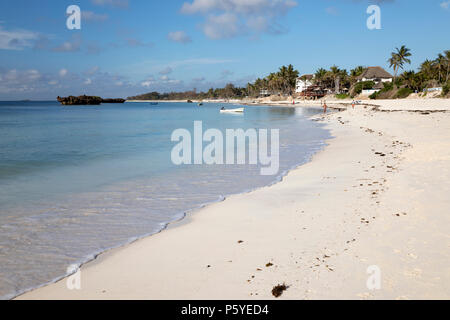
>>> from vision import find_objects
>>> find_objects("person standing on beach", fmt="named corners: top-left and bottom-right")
top-left (323, 101), bottom-right (328, 113)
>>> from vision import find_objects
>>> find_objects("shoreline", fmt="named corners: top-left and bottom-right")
top-left (18, 98), bottom-right (450, 300)
top-left (7, 104), bottom-right (330, 300)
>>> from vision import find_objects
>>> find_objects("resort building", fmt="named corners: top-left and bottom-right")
top-left (357, 66), bottom-right (393, 83)
top-left (357, 66), bottom-right (393, 96)
top-left (362, 81), bottom-right (385, 96)
top-left (298, 85), bottom-right (326, 99)
top-left (295, 74), bottom-right (314, 93)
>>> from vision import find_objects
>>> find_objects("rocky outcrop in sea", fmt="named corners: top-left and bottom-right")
top-left (57, 96), bottom-right (125, 105)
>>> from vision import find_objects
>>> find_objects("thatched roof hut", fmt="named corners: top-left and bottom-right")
top-left (357, 67), bottom-right (393, 81)
top-left (299, 74), bottom-right (314, 81)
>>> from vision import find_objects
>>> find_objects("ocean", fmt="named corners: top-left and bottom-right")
top-left (0, 101), bottom-right (331, 299)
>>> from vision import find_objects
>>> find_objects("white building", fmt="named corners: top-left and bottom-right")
top-left (357, 66), bottom-right (393, 83)
top-left (357, 66), bottom-right (393, 96)
top-left (295, 74), bottom-right (314, 93)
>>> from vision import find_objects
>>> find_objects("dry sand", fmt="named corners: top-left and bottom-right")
top-left (18, 99), bottom-right (450, 300)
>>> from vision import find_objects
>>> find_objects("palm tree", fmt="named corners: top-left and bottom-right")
top-left (267, 72), bottom-right (281, 93)
top-left (420, 59), bottom-right (435, 80)
top-left (329, 65), bottom-right (342, 93)
top-left (434, 53), bottom-right (446, 84)
top-left (246, 83), bottom-right (256, 97)
top-left (285, 64), bottom-right (299, 93)
top-left (350, 66), bottom-right (365, 77)
top-left (411, 72), bottom-right (426, 92)
top-left (349, 66), bottom-right (365, 86)
top-left (274, 65), bottom-right (299, 95)
top-left (445, 50), bottom-right (450, 83)
top-left (314, 68), bottom-right (327, 87)
top-left (388, 45), bottom-right (412, 87)
top-left (401, 70), bottom-right (416, 89)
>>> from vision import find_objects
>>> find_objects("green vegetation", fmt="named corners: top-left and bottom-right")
top-left (335, 93), bottom-right (350, 99)
top-left (370, 48), bottom-right (450, 99)
top-left (443, 82), bottom-right (449, 96)
top-left (400, 49), bottom-right (450, 92)
top-left (313, 66), bottom-right (350, 94)
top-left (247, 64), bottom-right (299, 97)
top-left (394, 88), bottom-right (413, 99)
top-left (388, 45), bottom-right (412, 88)
top-left (354, 81), bottom-right (375, 95)
top-left (369, 82), bottom-right (394, 100)
top-left (128, 47), bottom-right (449, 101)
top-left (128, 65), bottom-right (299, 101)
top-left (128, 84), bottom-right (247, 101)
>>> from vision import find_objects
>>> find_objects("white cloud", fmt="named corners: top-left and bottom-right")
top-left (27, 69), bottom-right (41, 81)
top-left (53, 35), bottom-right (82, 52)
top-left (0, 26), bottom-right (39, 50)
top-left (85, 66), bottom-right (100, 75)
top-left (59, 69), bottom-right (68, 77)
top-left (441, 1), bottom-right (450, 9)
top-left (82, 11), bottom-right (109, 22)
top-left (203, 13), bottom-right (239, 39)
top-left (220, 69), bottom-right (234, 78)
top-left (141, 81), bottom-right (152, 88)
top-left (0, 67), bottom-right (137, 99)
top-left (91, 0), bottom-right (129, 8)
top-left (0, 69), bottom-right (45, 94)
top-left (126, 38), bottom-right (154, 47)
top-left (168, 31), bottom-right (192, 43)
top-left (180, 0), bottom-right (298, 39)
top-left (181, 0), bottom-right (296, 15)
top-left (141, 76), bottom-right (156, 88)
top-left (140, 74), bottom-right (183, 90)
top-left (159, 67), bottom-right (173, 75)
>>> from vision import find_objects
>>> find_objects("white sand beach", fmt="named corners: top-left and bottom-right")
top-left (18, 98), bottom-right (450, 300)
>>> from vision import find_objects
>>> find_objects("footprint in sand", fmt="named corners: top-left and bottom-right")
top-left (404, 268), bottom-right (423, 278)
top-left (408, 253), bottom-right (418, 259)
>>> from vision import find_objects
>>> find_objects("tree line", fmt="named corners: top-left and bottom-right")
top-left (127, 65), bottom-right (300, 101)
top-left (128, 48), bottom-right (450, 101)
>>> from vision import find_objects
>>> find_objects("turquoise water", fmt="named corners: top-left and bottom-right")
top-left (0, 101), bottom-right (330, 299)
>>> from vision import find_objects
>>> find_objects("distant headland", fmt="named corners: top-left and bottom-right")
top-left (57, 95), bottom-right (125, 105)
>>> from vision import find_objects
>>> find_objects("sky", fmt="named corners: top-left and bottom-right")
top-left (0, 0), bottom-right (449, 100)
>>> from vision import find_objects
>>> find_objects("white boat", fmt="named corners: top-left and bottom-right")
top-left (220, 107), bottom-right (244, 114)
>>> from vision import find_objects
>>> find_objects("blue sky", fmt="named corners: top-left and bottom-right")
top-left (0, 0), bottom-right (449, 99)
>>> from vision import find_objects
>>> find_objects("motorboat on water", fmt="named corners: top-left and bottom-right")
top-left (220, 107), bottom-right (244, 114)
